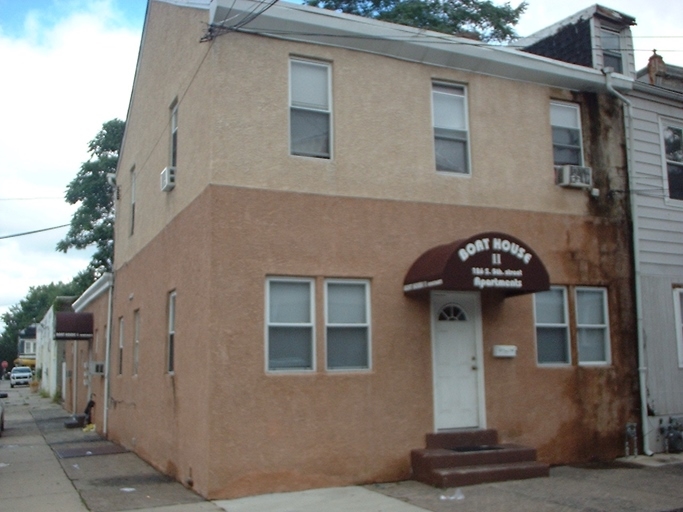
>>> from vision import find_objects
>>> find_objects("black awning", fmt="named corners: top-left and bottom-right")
top-left (55, 312), bottom-right (93, 340)
top-left (404, 232), bottom-right (550, 297)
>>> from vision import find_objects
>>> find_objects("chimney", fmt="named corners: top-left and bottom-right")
top-left (647, 50), bottom-right (666, 85)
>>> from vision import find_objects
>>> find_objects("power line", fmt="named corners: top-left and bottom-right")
top-left (0, 197), bottom-right (63, 201)
top-left (0, 224), bottom-right (70, 240)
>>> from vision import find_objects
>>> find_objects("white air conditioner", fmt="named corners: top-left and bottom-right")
top-left (160, 166), bottom-right (176, 192)
top-left (90, 361), bottom-right (105, 375)
top-left (555, 165), bottom-right (592, 189)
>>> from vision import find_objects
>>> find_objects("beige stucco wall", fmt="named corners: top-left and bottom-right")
top-left (115, 1), bottom-right (600, 269)
top-left (109, 185), bottom-right (637, 499)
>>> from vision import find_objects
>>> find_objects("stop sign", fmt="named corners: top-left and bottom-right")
top-left (1, 361), bottom-right (7, 369)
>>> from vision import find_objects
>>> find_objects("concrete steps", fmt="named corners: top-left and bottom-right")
top-left (411, 429), bottom-right (549, 488)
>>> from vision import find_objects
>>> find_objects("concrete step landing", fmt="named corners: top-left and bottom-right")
top-left (411, 429), bottom-right (549, 488)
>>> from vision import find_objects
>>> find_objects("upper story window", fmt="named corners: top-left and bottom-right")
top-left (663, 121), bottom-right (683, 200)
top-left (550, 102), bottom-right (583, 166)
top-left (600, 28), bottom-right (623, 74)
top-left (130, 166), bottom-right (136, 236)
top-left (432, 83), bottom-right (469, 174)
top-left (170, 101), bottom-right (178, 168)
top-left (290, 59), bottom-right (331, 159)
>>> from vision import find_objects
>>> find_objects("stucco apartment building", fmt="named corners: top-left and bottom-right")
top-left (66, 0), bottom-right (640, 499)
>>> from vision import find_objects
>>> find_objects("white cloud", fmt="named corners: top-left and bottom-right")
top-left (0, 0), bottom-right (141, 330)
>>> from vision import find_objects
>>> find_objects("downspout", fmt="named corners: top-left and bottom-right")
top-left (103, 282), bottom-right (114, 436)
top-left (603, 68), bottom-right (653, 456)
top-left (104, 172), bottom-right (117, 437)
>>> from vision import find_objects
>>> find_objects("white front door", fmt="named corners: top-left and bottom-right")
top-left (431, 291), bottom-right (483, 430)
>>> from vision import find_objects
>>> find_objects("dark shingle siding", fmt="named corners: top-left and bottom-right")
top-left (522, 19), bottom-right (593, 69)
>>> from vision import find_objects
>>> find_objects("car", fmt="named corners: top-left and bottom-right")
top-left (10, 366), bottom-right (32, 388)
top-left (0, 392), bottom-right (5, 435)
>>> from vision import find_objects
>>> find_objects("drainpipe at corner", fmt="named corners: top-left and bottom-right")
top-left (103, 280), bottom-right (114, 436)
top-left (603, 68), bottom-right (653, 456)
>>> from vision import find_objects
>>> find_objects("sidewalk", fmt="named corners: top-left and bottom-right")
top-left (0, 381), bottom-right (219, 512)
top-left (2, 379), bottom-right (683, 512)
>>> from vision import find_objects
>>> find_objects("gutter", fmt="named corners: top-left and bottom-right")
top-left (603, 69), bottom-right (653, 456)
top-left (103, 282), bottom-right (114, 436)
top-left (209, 0), bottom-right (633, 94)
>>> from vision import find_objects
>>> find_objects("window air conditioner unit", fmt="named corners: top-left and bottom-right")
top-left (160, 166), bottom-right (176, 192)
top-left (90, 361), bottom-right (105, 375)
top-left (555, 165), bottom-right (592, 189)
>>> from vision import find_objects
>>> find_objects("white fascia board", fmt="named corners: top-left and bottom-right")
top-left (210, 0), bottom-right (632, 93)
top-left (73, 273), bottom-right (113, 312)
top-left (159, 0), bottom-right (211, 8)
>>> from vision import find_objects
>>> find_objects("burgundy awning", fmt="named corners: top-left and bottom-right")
top-left (404, 232), bottom-right (550, 297)
top-left (55, 312), bottom-right (93, 340)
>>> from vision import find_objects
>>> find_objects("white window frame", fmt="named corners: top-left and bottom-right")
top-left (432, 82), bottom-right (470, 175)
top-left (130, 166), bottom-right (136, 236)
top-left (118, 317), bottom-right (124, 376)
top-left (674, 289), bottom-right (683, 368)
top-left (600, 27), bottom-right (623, 74)
top-left (133, 309), bottom-right (140, 376)
top-left (325, 279), bottom-right (371, 371)
top-left (289, 58), bottom-right (332, 159)
top-left (660, 118), bottom-right (683, 204)
top-left (550, 101), bottom-right (584, 167)
top-left (170, 101), bottom-right (178, 168)
top-left (266, 277), bottom-right (316, 373)
top-left (167, 291), bottom-right (176, 374)
top-left (575, 287), bottom-right (611, 365)
top-left (534, 286), bottom-right (571, 366)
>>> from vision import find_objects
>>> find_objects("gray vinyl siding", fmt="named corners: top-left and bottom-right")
top-left (630, 92), bottom-right (683, 274)
top-left (629, 87), bottom-right (683, 420)
top-left (641, 277), bottom-right (683, 416)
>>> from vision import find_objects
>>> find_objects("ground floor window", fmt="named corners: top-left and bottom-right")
top-left (575, 287), bottom-right (610, 364)
top-left (534, 286), bottom-right (610, 366)
top-left (167, 291), bottom-right (176, 373)
top-left (325, 280), bottom-right (370, 370)
top-left (674, 288), bottom-right (683, 368)
top-left (266, 277), bottom-right (372, 373)
top-left (266, 278), bottom-right (315, 371)
top-left (534, 287), bottom-right (570, 364)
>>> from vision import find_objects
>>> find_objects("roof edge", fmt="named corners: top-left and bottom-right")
top-left (210, 0), bottom-right (632, 93)
top-left (73, 273), bottom-right (113, 312)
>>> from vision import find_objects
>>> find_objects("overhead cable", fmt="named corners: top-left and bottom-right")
top-left (0, 224), bottom-right (70, 240)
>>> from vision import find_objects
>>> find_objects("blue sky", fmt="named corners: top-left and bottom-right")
top-left (0, 0), bottom-right (681, 332)
top-left (0, 0), bottom-right (146, 330)
top-left (0, 0), bottom-right (146, 37)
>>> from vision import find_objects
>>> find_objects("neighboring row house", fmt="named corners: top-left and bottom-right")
top-left (520, 4), bottom-right (683, 456)
top-left (67, 0), bottom-right (641, 499)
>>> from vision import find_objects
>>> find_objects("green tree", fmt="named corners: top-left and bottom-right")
top-left (57, 119), bottom-right (124, 281)
top-left (305, 0), bottom-right (526, 42)
top-left (0, 282), bottom-right (79, 366)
